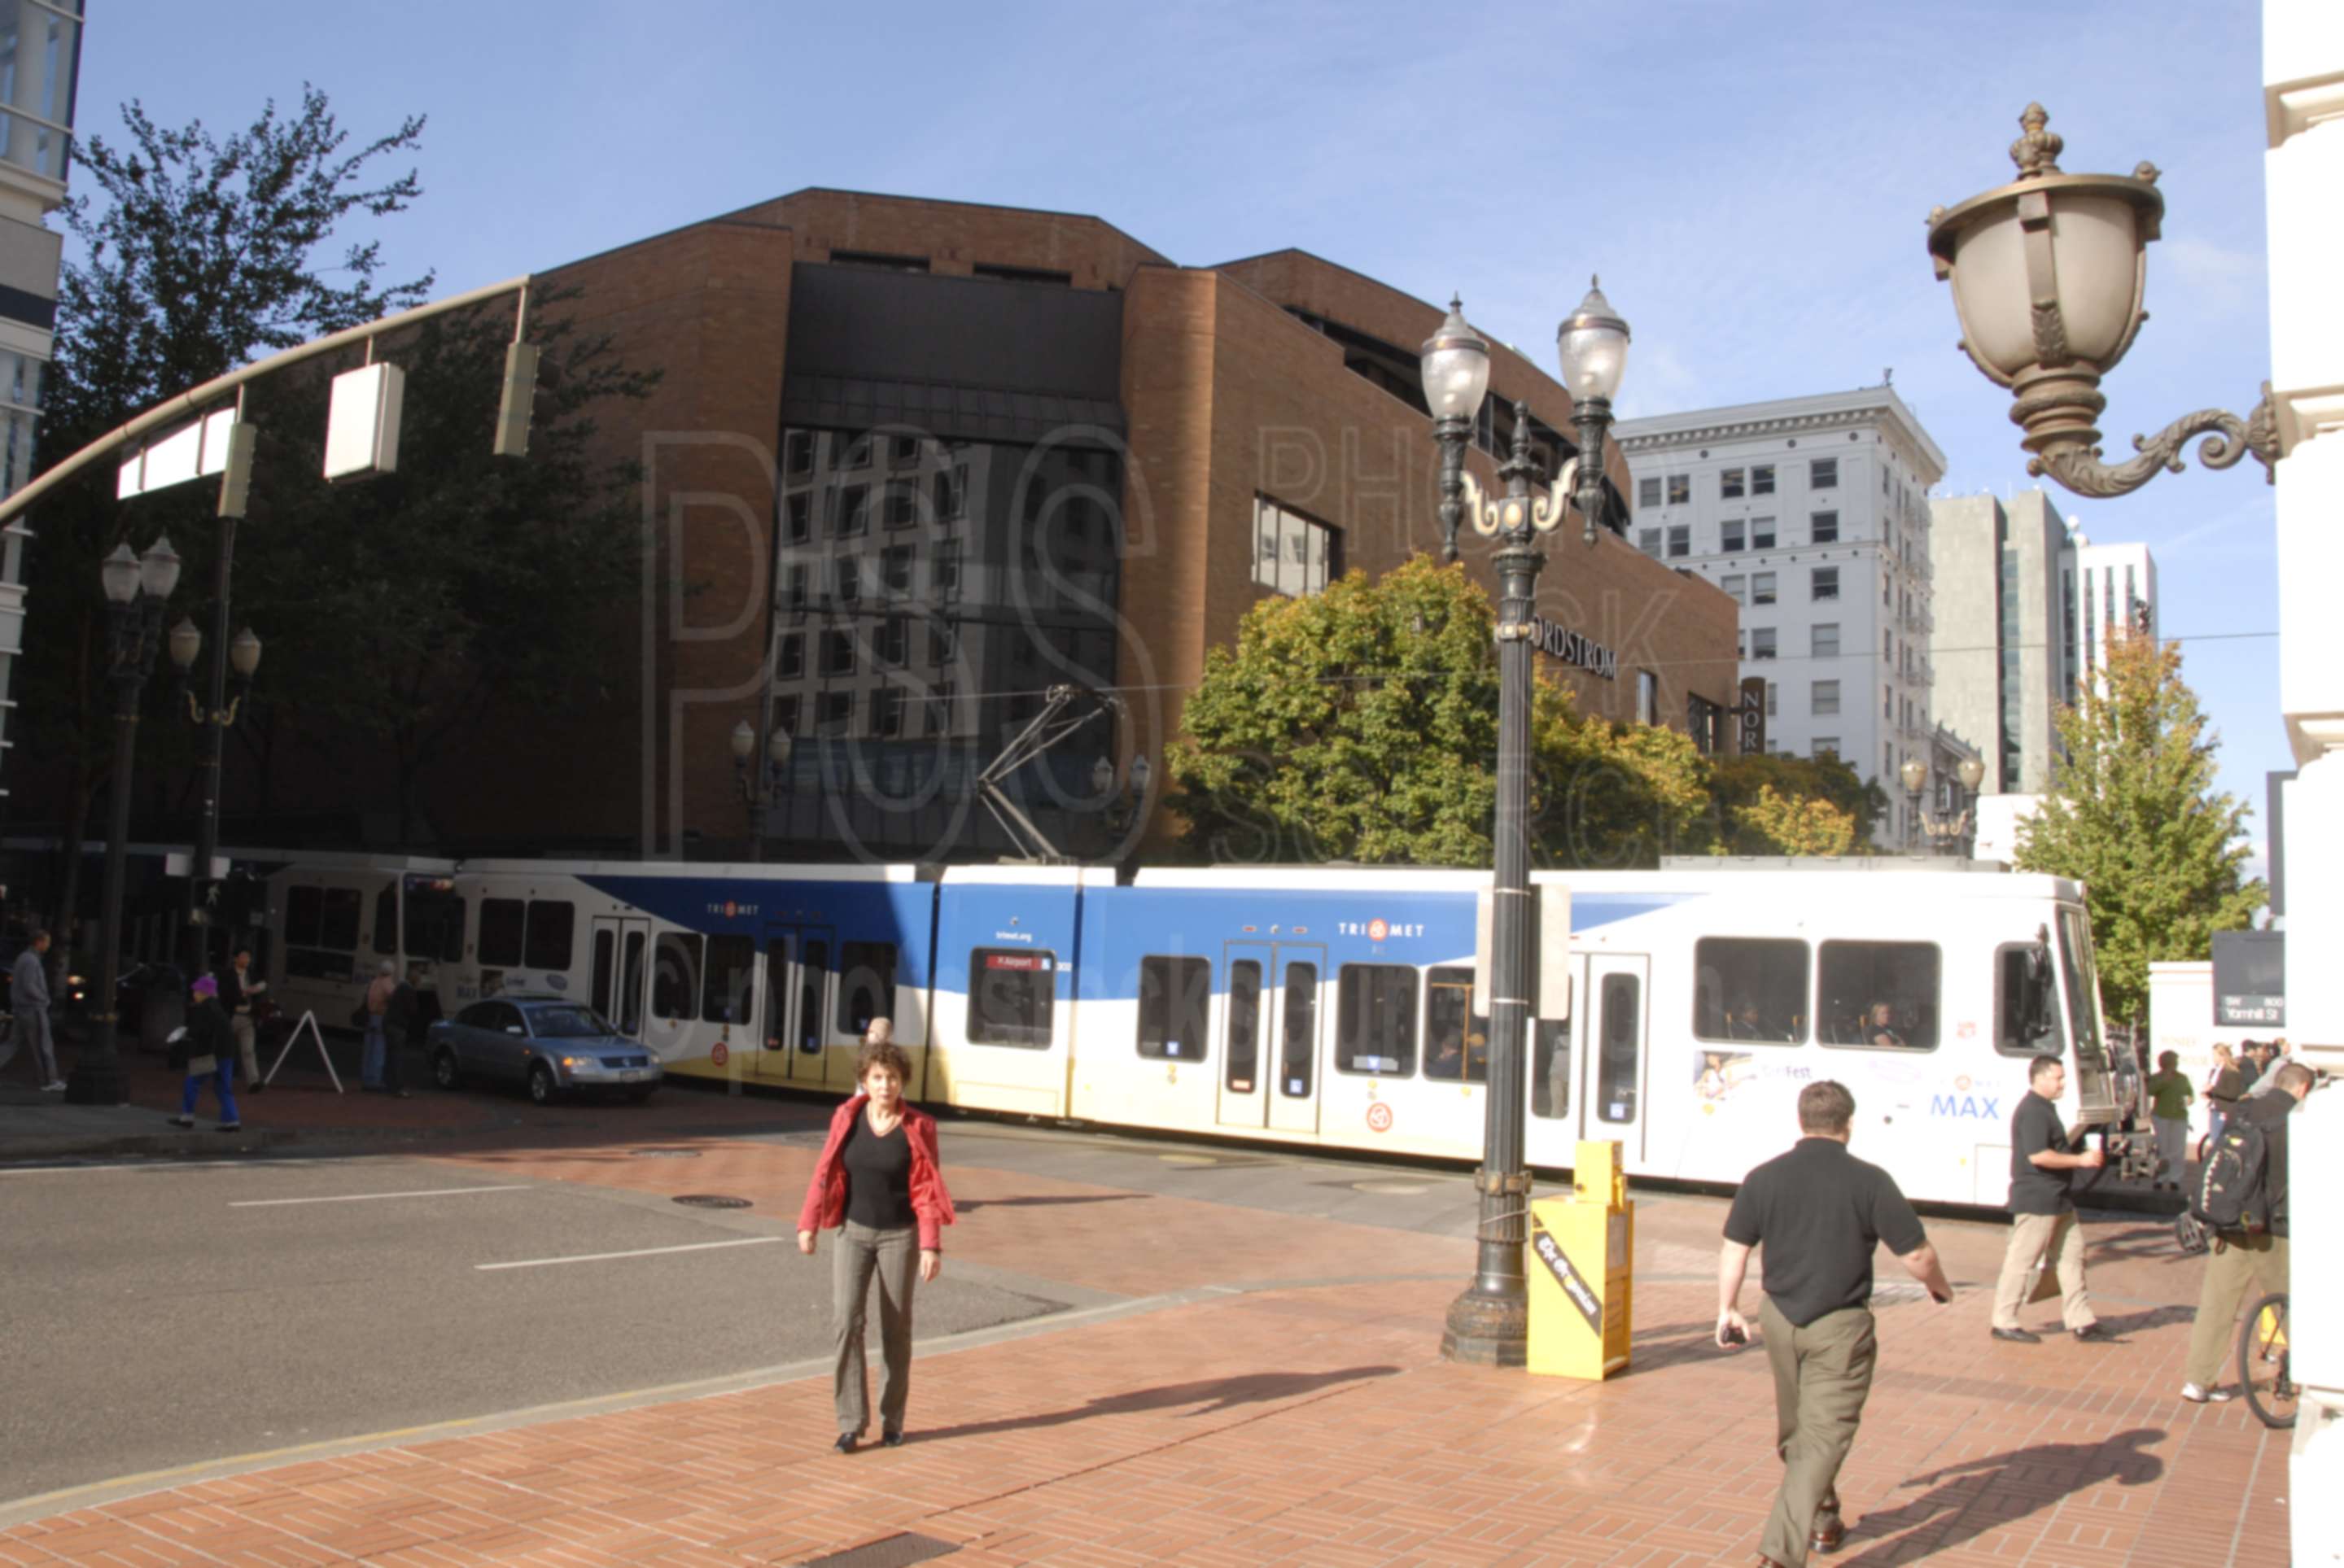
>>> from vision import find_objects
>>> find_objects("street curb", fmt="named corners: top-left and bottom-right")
top-left (0, 1124), bottom-right (304, 1164)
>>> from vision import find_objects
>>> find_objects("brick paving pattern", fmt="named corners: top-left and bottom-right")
top-left (2, 1119), bottom-right (2289, 1566)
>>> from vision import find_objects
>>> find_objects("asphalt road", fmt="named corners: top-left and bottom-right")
top-left (0, 1152), bottom-right (1068, 1505)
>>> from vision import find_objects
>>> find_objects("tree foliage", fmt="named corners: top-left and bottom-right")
top-left (1699, 753), bottom-right (1880, 854)
top-left (1162, 557), bottom-right (1711, 869)
top-left (2014, 631), bottom-right (2264, 1024)
top-left (1729, 783), bottom-right (1857, 857)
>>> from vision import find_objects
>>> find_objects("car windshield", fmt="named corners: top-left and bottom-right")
top-left (527, 1005), bottom-right (616, 1038)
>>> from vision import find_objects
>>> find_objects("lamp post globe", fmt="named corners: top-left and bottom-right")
top-left (767, 726), bottom-right (792, 770)
top-left (230, 627), bottom-right (262, 679)
top-left (1555, 277), bottom-right (1632, 404)
top-left (1900, 758), bottom-right (1928, 795)
top-left (169, 617), bottom-right (202, 673)
top-left (138, 535), bottom-right (182, 601)
top-left (1420, 299), bottom-right (1490, 566)
top-left (100, 543), bottom-right (140, 604)
top-left (1957, 757), bottom-right (1986, 793)
top-left (730, 719), bottom-right (755, 762)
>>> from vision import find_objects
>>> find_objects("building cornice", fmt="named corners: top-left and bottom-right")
top-left (1616, 385), bottom-right (1948, 480)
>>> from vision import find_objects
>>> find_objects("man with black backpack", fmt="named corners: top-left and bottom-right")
top-left (2180, 1059), bottom-right (2311, 1403)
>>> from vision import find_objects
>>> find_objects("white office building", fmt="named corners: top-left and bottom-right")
top-left (2068, 533), bottom-right (2158, 696)
top-left (1616, 384), bottom-right (1950, 846)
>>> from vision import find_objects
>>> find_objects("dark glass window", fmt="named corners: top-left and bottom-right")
top-left (1812, 510), bottom-right (1839, 544)
top-left (1751, 518), bottom-right (1776, 549)
top-left (1136, 955), bottom-right (1212, 1060)
top-left (285, 886), bottom-right (323, 947)
top-left (1423, 966), bottom-right (1487, 1084)
top-left (837, 942), bottom-right (897, 1036)
top-left (1818, 941), bottom-right (1939, 1049)
top-left (1666, 525), bottom-right (1690, 558)
top-left (779, 633), bottom-right (804, 678)
top-left (1810, 457), bottom-right (1839, 488)
top-left (1280, 961), bottom-right (1318, 1096)
top-left (1638, 476), bottom-right (1661, 509)
top-left (785, 492), bottom-right (811, 543)
top-left (1693, 937), bottom-right (1808, 1043)
top-left (373, 886), bottom-right (398, 955)
top-left (653, 932), bottom-right (701, 1022)
top-left (1995, 941), bottom-right (2064, 1057)
top-left (969, 948), bottom-right (1055, 1047)
top-left (1336, 963), bottom-right (1417, 1077)
top-left (882, 546), bottom-right (913, 593)
top-left (478, 898), bottom-right (525, 967)
top-left (834, 483), bottom-right (869, 536)
top-left (1533, 1016), bottom-right (1572, 1120)
top-left (875, 687), bottom-right (906, 737)
top-left (1225, 959), bottom-right (1263, 1092)
top-left (823, 629), bottom-right (855, 676)
top-left (1751, 464), bottom-right (1776, 496)
top-left (320, 888), bottom-right (362, 952)
top-left (1721, 468), bottom-right (1745, 500)
top-left (1721, 519), bottom-right (1745, 553)
top-left (1597, 974), bottom-right (1642, 1124)
top-left (883, 485), bottom-right (917, 528)
top-left (785, 430), bottom-right (813, 477)
top-left (1667, 474), bottom-right (1690, 504)
top-left (619, 930), bottom-right (646, 1035)
top-left (524, 901), bottom-right (575, 972)
top-left (701, 934), bottom-right (756, 1025)
top-left (403, 889), bottom-right (465, 963)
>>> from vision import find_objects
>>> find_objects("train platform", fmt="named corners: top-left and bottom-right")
top-left (0, 1112), bottom-right (2288, 1566)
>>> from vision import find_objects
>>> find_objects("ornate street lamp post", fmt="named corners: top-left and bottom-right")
top-left (1419, 281), bottom-right (1629, 1365)
top-left (1900, 756), bottom-right (1987, 856)
top-left (731, 718), bottom-right (793, 863)
top-left (1926, 104), bottom-right (2278, 497)
top-left (168, 618), bottom-right (262, 962)
top-left (67, 537), bottom-right (181, 1105)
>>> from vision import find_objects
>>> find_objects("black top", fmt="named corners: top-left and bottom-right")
top-left (1724, 1137), bottom-right (1927, 1328)
top-left (2240, 1090), bottom-right (2297, 1237)
top-left (2237, 1057), bottom-right (2263, 1090)
top-left (2008, 1092), bottom-right (2073, 1215)
top-left (840, 1113), bottom-right (916, 1230)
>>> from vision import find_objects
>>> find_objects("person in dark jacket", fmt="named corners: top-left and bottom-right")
top-left (796, 1020), bottom-right (956, 1453)
top-left (2180, 1061), bottom-right (2310, 1402)
top-left (169, 975), bottom-right (241, 1132)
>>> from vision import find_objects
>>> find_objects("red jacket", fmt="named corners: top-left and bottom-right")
top-left (796, 1095), bottom-right (956, 1251)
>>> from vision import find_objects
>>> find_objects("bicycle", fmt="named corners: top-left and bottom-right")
top-left (2239, 1291), bottom-right (2295, 1430)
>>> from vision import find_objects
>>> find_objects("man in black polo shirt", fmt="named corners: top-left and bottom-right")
top-left (1989, 1055), bottom-right (2106, 1343)
top-left (1718, 1081), bottom-right (1952, 1568)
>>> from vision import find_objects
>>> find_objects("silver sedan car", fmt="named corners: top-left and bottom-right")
top-left (426, 995), bottom-right (663, 1105)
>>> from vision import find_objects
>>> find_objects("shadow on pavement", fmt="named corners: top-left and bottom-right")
top-left (907, 1365), bottom-right (1400, 1443)
top-left (1839, 1427), bottom-right (2166, 1565)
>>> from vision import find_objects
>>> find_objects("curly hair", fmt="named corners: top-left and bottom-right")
top-left (855, 1036), bottom-right (912, 1086)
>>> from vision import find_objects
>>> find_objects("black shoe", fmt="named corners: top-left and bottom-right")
top-left (168, 1115), bottom-right (195, 1129)
top-left (833, 1434), bottom-right (858, 1455)
top-left (248, 1080), bottom-right (266, 1094)
top-left (216, 1122), bottom-right (242, 1133)
top-left (1991, 1326), bottom-right (2042, 1344)
top-left (2073, 1322), bottom-right (2110, 1342)
top-left (881, 1430), bottom-right (905, 1448)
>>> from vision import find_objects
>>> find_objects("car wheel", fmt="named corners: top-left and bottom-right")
top-left (432, 1048), bottom-right (461, 1090)
top-left (527, 1060), bottom-right (558, 1106)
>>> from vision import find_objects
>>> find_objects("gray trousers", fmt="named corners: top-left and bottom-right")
top-left (832, 1221), bottom-right (918, 1438)
top-left (1761, 1298), bottom-right (1877, 1568)
top-left (10, 1007), bottom-right (58, 1084)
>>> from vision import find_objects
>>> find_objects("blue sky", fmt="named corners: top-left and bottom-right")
top-left (77, 0), bottom-right (2284, 873)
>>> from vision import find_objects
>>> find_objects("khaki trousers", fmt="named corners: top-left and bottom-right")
top-left (831, 1221), bottom-right (918, 1439)
top-left (2183, 1232), bottom-right (2289, 1389)
top-left (1992, 1210), bottom-right (2094, 1331)
top-left (231, 1013), bottom-right (260, 1084)
top-left (1760, 1298), bottom-right (1876, 1568)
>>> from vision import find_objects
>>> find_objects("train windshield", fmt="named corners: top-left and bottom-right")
top-left (2056, 908), bottom-right (2114, 1109)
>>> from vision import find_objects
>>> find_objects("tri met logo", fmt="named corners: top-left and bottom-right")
top-left (1338, 919), bottom-right (1425, 941)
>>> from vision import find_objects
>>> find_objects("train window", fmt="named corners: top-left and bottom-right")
top-left (285, 886), bottom-right (324, 948)
top-left (1597, 974), bottom-right (1642, 1123)
top-left (653, 933), bottom-right (702, 1022)
top-left (479, 899), bottom-right (526, 968)
top-left (591, 930), bottom-right (614, 1019)
top-left (319, 888), bottom-right (362, 953)
top-left (2057, 912), bottom-right (2105, 1064)
top-left (969, 947), bottom-right (1055, 1047)
top-left (1135, 955), bottom-right (1212, 1060)
top-left (798, 938), bottom-right (830, 1051)
top-left (1336, 964), bottom-right (1418, 1077)
top-left (701, 934), bottom-right (756, 1025)
top-left (404, 889), bottom-right (466, 963)
top-left (619, 930), bottom-right (647, 1034)
top-left (373, 887), bottom-right (397, 955)
top-left (1225, 959), bottom-right (1263, 1092)
top-left (1532, 1016), bottom-right (1572, 1119)
top-left (1280, 961), bottom-right (1318, 1096)
top-left (1994, 942), bottom-right (2063, 1057)
top-left (1423, 967), bottom-right (1488, 1084)
top-left (837, 942), bottom-right (898, 1036)
top-left (1693, 937), bottom-right (1808, 1044)
top-left (525, 901), bottom-right (575, 972)
top-left (1817, 941), bottom-right (1939, 1049)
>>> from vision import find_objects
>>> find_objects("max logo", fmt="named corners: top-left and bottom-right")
top-left (1931, 1094), bottom-right (2001, 1120)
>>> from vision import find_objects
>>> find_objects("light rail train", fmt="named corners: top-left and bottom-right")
top-left (263, 856), bottom-right (2133, 1207)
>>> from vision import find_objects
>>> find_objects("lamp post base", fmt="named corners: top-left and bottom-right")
top-left (63, 1059), bottom-right (130, 1107)
top-left (1439, 1282), bottom-right (1530, 1367)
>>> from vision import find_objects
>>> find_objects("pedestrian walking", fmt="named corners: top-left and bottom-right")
top-left (2204, 1044), bottom-right (2244, 1153)
top-left (796, 1020), bottom-right (956, 1453)
top-left (6, 928), bottom-right (63, 1090)
top-left (2144, 1050), bottom-right (2194, 1192)
top-left (1989, 1055), bottom-right (2108, 1343)
top-left (221, 948), bottom-right (265, 1091)
top-left (2180, 1061), bottom-right (2310, 1401)
top-left (361, 959), bottom-right (397, 1091)
top-left (1716, 1080), bottom-right (1953, 1568)
top-left (381, 963), bottom-right (418, 1098)
top-left (168, 975), bottom-right (241, 1132)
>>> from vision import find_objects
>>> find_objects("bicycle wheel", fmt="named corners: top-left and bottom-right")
top-left (2239, 1292), bottom-right (2296, 1430)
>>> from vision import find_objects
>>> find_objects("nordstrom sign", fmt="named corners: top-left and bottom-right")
top-left (1527, 614), bottom-right (1617, 681)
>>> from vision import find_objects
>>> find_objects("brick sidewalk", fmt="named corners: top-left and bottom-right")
top-left (0, 1130), bottom-right (2289, 1566)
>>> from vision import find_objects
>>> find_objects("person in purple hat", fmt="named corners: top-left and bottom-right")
top-left (169, 974), bottom-right (242, 1132)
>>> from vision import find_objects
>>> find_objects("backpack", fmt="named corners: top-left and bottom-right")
top-left (2192, 1116), bottom-right (2271, 1230)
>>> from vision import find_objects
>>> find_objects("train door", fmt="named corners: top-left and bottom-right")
top-left (1580, 954), bottom-right (1651, 1163)
top-left (1215, 941), bottom-right (1323, 1134)
top-left (588, 917), bottom-right (651, 1041)
top-left (759, 924), bottom-right (839, 1085)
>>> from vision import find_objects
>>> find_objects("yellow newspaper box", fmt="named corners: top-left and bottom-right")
top-left (1528, 1140), bottom-right (1634, 1379)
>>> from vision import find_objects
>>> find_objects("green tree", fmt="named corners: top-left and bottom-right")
top-left (1699, 752), bottom-right (1882, 854)
top-left (1729, 783), bottom-right (1857, 857)
top-left (2014, 631), bottom-right (2264, 1026)
top-left (21, 86), bottom-right (431, 960)
top-left (1162, 557), bottom-right (1708, 868)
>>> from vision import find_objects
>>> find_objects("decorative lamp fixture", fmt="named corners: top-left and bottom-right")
top-left (1554, 277), bottom-right (1632, 404)
top-left (1957, 756), bottom-right (1986, 793)
top-left (138, 535), bottom-right (182, 601)
top-left (1419, 297), bottom-right (1492, 422)
top-left (101, 544), bottom-right (142, 605)
top-left (767, 726), bottom-right (792, 769)
top-left (169, 617), bottom-right (202, 670)
top-left (230, 627), bottom-right (263, 679)
top-left (730, 719), bottom-right (755, 762)
top-left (1900, 758), bottom-right (1929, 795)
top-left (1926, 103), bottom-right (2275, 497)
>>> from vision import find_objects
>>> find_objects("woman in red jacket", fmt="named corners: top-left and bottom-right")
top-left (796, 1021), bottom-right (955, 1452)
